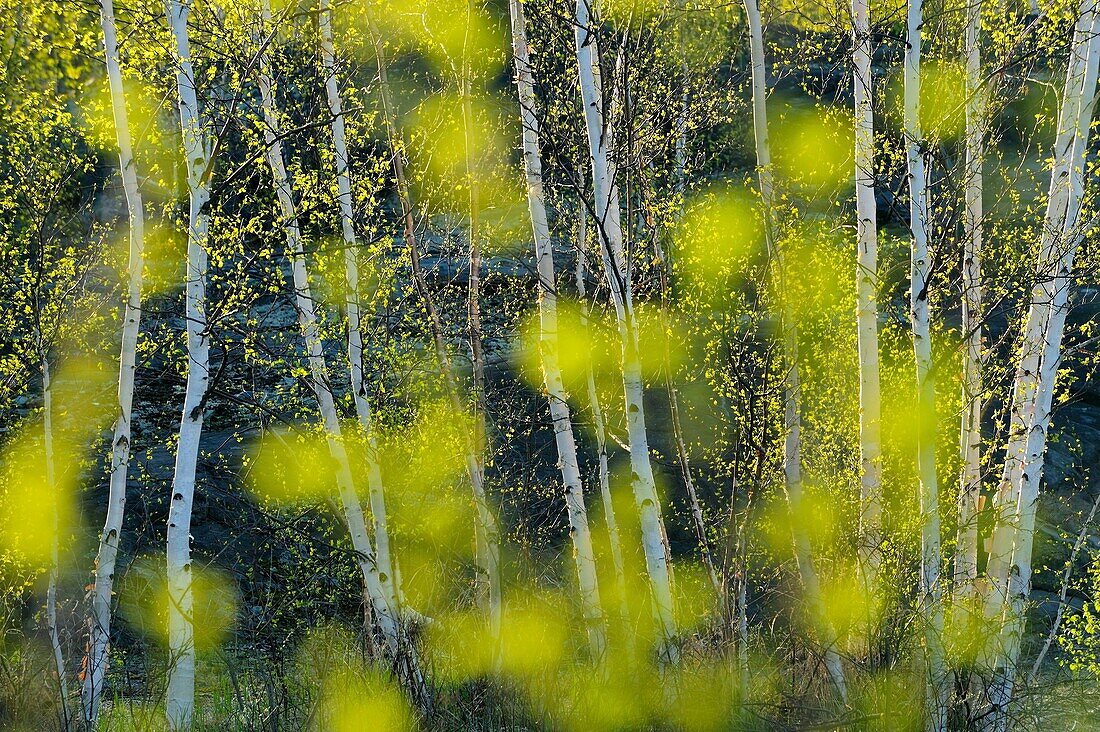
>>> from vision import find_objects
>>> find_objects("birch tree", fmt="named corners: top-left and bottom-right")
top-left (576, 215), bottom-right (629, 620)
top-left (83, 0), bottom-right (147, 721)
top-left (984, 5), bottom-right (1100, 724)
top-left (903, 0), bottom-right (947, 725)
top-left (259, 0), bottom-right (427, 704)
top-left (852, 0), bottom-right (882, 577)
top-left (14, 0), bottom-right (1100, 724)
top-left (1005, 17), bottom-right (1100, 661)
top-left (163, 0), bottom-right (211, 722)
top-left (985, 0), bottom-right (1097, 617)
top-left (956, 0), bottom-right (984, 596)
top-left (317, 0), bottom-right (403, 631)
top-left (460, 91), bottom-right (491, 618)
top-left (574, 0), bottom-right (677, 663)
top-left (507, 0), bottom-right (606, 657)
top-left (40, 351), bottom-right (71, 731)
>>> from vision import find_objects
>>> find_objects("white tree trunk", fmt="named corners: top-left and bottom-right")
top-left (576, 216), bottom-right (629, 620)
top-left (84, 0), bottom-right (147, 721)
top-left (262, 3), bottom-right (427, 704)
top-left (362, 6), bottom-right (503, 651)
top-left (985, 2), bottom-right (1096, 611)
top-left (904, 0), bottom-right (947, 727)
top-left (42, 356), bottom-right (72, 731)
top-left (165, 0), bottom-right (211, 724)
top-left (984, 9), bottom-right (1100, 724)
top-left (852, 0), bottom-right (882, 578)
top-left (956, 0), bottom-right (984, 595)
top-left (508, 0), bottom-right (606, 658)
top-left (743, 0), bottom-right (848, 701)
top-left (574, 0), bottom-right (678, 663)
top-left (317, 0), bottom-right (402, 631)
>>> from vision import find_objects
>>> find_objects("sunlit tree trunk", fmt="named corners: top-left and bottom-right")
top-left (574, 0), bottom-right (678, 663)
top-left (361, 6), bottom-right (502, 652)
top-left (985, 0), bottom-right (1096, 617)
top-left (41, 354), bottom-right (71, 731)
top-left (317, 0), bottom-right (400, 634)
top-left (904, 0), bottom-right (947, 726)
top-left (165, 0), bottom-right (211, 724)
top-left (508, 0), bottom-right (606, 658)
top-left (743, 0), bottom-right (848, 701)
top-left (852, 0), bottom-right (882, 578)
top-left (83, 0), bottom-right (146, 722)
top-left (262, 3), bottom-right (427, 705)
top-left (984, 7), bottom-right (1100, 725)
top-left (956, 0), bottom-right (984, 596)
top-left (576, 214), bottom-right (629, 619)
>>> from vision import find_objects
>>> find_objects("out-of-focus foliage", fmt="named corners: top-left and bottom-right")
top-left (118, 556), bottom-right (239, 653)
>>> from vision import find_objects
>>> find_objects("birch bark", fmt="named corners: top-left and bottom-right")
top-left (984, 10), bottom-right (1100, 724)
top-left (261, 3), bottom-right (427, 704)
top-left (576, 216), bottom-right (629, 618)
top-left (456, 80), bottom-right (502, 650)
top-left (508, 0), bottom-right (606, 657)
top-left (165, 0), bottom-right (211, 724)
top-left (956, 0), bottom-right (984, 595)
top-left (852, 0), bottom-right (882, 576)
top-left (985, 3), bottom-right (1096, 610)
top-left (574, 0), bottom-right (678, 663)
top-left (316, 0), bottom-right (400, 632)
top-left (84, 0), bottom-right (147, 721)
top-left (904, 0), bottom-right (947, 725)
top-left (42, 355), bottom-right (71, 731)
